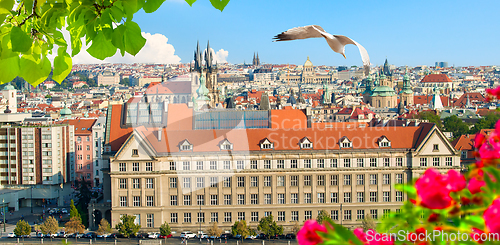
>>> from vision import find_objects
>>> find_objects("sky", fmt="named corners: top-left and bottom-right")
top-left (74, 0), bottom-right (500, 67)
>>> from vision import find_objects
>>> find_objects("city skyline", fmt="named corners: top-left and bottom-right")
top-left (73, 0), bottom-right (500, 67)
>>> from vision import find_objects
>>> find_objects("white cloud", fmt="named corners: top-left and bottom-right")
top-left (71, 32), bottom-right (181, 64)
top-left (203, 48), bottom-right (229, 64)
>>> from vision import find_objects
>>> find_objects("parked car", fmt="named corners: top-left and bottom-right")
top-left (148, 233), bottom-right (159, 239)
top-left (220, 233), bottom-right (233, 239)
top-left (285, 233), bottom-right (296, 239)
top-left (83, 232), bottom-right (96, 239)
top-left (257, 233), bottom-right (268, 239)
top-left (197, 232), bottom-right (208, 239)
top-left (110, 233), bottom-right (125, 238)
top-left (136, 233), bottom-right (149, 239)
top-left (245, 235), bottom-right (257, 240)
top-left (61, 208), bottom-right (68, 214)
top-left (209, 235), bottom-right (219, 239)
top-left (7, 233), bottom-right (15, 238)
top-left (180, 232), bottom-right (196, 239)
top-left (159, 234), bottom-right (173, 239)
top-left (57, 231), bottom-right (67, 238)
top-left (36, 232), bottom-right (44, 238)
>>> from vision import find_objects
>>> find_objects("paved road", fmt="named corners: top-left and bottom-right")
top-left (0, 237), bottom-right (298, 245)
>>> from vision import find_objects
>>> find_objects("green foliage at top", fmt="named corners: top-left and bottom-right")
top-left (69, 199), bottom-right (81, 223)
top-left (14, 219), bottom-right (31, 236)
top-left (231, 220), bottom-right (250, 240)
top-left (116, 215), bottom-right (141, 238)
top-left (469, 112), bottom-right (500, 134)
top-left (443, 115), bottom-right (470, 140)
top-left (257, 215), bottom-right (283, 237)
top-left (0, 0), bottom-right (230, 87)
top-left (316, 210), bottom-right (330, 225)
top-left (40, 216), bottom-right (59, 235)
top-left (415, 111), bottom-right (442, 128)
top-left (159, 222), bottom-right (171, 236)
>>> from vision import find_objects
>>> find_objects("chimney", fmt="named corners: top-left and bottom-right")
top-left (158, 128), bottom-right (162, 142)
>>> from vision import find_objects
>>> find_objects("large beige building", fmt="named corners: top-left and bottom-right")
top-left (107, 119), bottom-right (460, 233)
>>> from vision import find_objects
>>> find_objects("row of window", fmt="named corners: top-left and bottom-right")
top-left (167, 209), bottom-right (398, 224)
top-left (118, 162), bottom-right (153, 172)
top-left (119, 191), bottom-right (404, 207)
top-left (118, 156), bottom-right (454, 172)
top-left (166, 174), bottom-right (404, 189)
top-left (119, 178), bottom-right (154, 189)
top-left (76, 145), bottom-right (92, 151)
top-left (120, 214), bottom-right (155, 228)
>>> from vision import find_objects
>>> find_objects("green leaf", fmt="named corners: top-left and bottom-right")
top-left (123, 21), bottom-right (146, 56)
top-left (111, 24), bottom-right (126, 56)
top-left (0, 55), bottom-right (19, 84)
top-left (52, 48), bottom-right (72, 83)
top-left (122, 0), bottom-right (138, 18)
top-left (24, 0), bottom-right (34, 15)
top-left (19, 55), bottom-right (51, 87)
top-left (144, 0), bottom-right (165, 13)
top-left (10, 26), bottom-right (33, 52)
top-left (0, 0), bottom-right (14, 10)
top-left (209, 0), bottom-right (229, 11)
top-left (109, 5), bottom-right (124, 22)
top-left (87, 31), bottom-right (117, 60)
top-left (184, 0), bottom-right (196, 6)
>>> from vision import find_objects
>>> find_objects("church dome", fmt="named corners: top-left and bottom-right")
top-left (304, 56), bottom-right (313, 67)
top-left (60, 106), bottom-right (72, 116)
top-left (3, 84), bottom-right (15, 90)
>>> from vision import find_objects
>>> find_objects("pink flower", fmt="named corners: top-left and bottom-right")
top-left (486, 87), bottom-right (500, 99)
top-left (444, 169), bottom-right (467, 192)
top-left (475, 133), bottom-right (486, 149)
top-left (354, 228), bottom-right (394, 245)
top-left (297, 220), bottom-right (327, 245)
top-left (415, 169), bottom-right (466, 209)
top-left (484, 198), bottom-right (500, 235)
top-left (468, 169), bottom-right (496, 194)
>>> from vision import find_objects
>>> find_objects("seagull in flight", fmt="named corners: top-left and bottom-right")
top-left (274, 25), bottom-right (371, 75)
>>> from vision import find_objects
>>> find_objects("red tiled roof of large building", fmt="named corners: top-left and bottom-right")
top-left (413, 95), bottom-right (454, 107)
top-left (476, 109), bottom-right (500, 117)
top-left (145, 81), bottom-right (191, 94)
top-left (455, 93), bottom-right (485, 107)
top-left (270, 109), bottom-right (307, 129)
top-left (107, 105), bottom-right (134, 151)
top-left (349, 107), bottom-right (376, 120)
top-left (420, 74), bottom-right (452, 83)
top-left (63, 119), bottom-right (97, 135)
top-left (133, 122), bottom-right (435, 153)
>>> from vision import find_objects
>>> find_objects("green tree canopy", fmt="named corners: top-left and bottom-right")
top-left (159, 222), bottom-right (171, 236)
top-left (0, 0), bottom-right (230, 87)
top-left (231, 220), bottom-right (250, 240)
top-left (115, 214), bottom-right (140, 238)
top-left (257, 215), bottom-right (283, 238)
top-left (316, 210), bottom-right (330, 225)
top-left (14, 219), bottom-right (31, 237)
top-left (469, 113), bottom-right (500, 134)
top-left (416, 111), bottom-right (442, 128)
top-left (443, 115), bottom-right (470, 139)
top-left (69, 199), bottom-right (81, 223)
top-left (96, 219), bottom-right (112, 235)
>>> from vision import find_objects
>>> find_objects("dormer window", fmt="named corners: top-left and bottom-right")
top-left (378, 136), bottom-right (391, 148)
top-left (339, 137), bottom-right (352, 148)
top-left (260, 138), bottom-right (274, 150)
top-left (219, 139), bottom-right (233, 150)
top-left (299, 137), bottom-right (313, 149)
top-left (179, 139), bottom-right (193, 151)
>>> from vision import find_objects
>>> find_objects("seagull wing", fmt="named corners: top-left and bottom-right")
top-left (273, 25), bottom-right (326, 41)
top-left (334, 35), bottom-right (371, 75)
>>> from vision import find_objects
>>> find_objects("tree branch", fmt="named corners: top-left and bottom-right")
top-left (19, 0), bottom-right (39, 27)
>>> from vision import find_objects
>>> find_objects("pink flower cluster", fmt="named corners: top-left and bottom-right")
top-left (297, 220), bottom-right (327, 245)
top-left (484, 198), bottom-right (500, 235)
top-left (414, 169), bottom-right (466, 209)
top-left (474, 120), bottom-right (500, 162)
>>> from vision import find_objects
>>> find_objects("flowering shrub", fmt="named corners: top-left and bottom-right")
top-left (297, 90), bottom-right (500, 245)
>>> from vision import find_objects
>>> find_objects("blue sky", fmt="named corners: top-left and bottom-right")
top-left (128, 0), bottom-right (499, 67)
